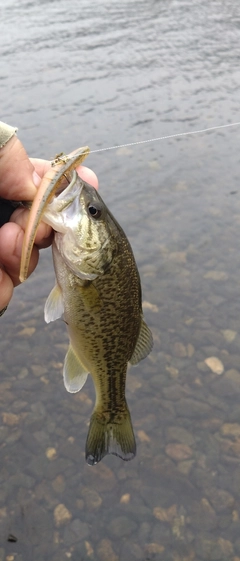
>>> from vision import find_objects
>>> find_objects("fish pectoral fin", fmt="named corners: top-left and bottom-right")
top-left (77, 282), bottom-right (102, 314)
top-left (85, 406), bottom-right (136, 466)
top-left (44, 283), bottom-right (64, 324)
top-left (129, 318), bottom-right (153, 365)
top-left (63, 345), bottom-right (89, 393)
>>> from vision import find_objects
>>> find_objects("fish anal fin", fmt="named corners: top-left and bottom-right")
top-left (44, 283), bottom-right (64, 323)
top-left (64, 345), bottom-right (88, 393)
top-left (129, 318), bottom-right (153, 365)
top-left (85, 406), bottom-right (136, 466)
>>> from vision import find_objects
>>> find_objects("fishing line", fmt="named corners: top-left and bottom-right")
top-left (87, 120), bottom-right (240, 155)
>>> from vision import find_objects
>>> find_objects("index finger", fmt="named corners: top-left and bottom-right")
top-left (30, 159), bottom-right (99, 190)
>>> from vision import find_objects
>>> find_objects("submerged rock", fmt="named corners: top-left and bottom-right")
top-left (204, 356), bottom-right (224, 375)
top-left (97, 539), bottom-right (118, 561)
top-left (54, 504), bottom-right (72, 527)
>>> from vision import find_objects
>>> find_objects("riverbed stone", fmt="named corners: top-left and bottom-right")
top-left (63, 519), bottom-right (89, 545)
top-left (97, 539), bottom-right (118, 561)
top-left (221, 423), bottom-right (240, 438)
top-left (54, 504), bottom-right (72, 527)
top-left (195, 536), bottom-right (233, 560)
top-left (81, 487), bottom-right (102, 511)
top-left (108, 515), bottom-right (137, 538)
top-left (172, 342), bottom-right (188, 358)
top-left (190, 498), bottom-right (217, 531)
top-left (212, 369), bottom-right (240, 397)
top-left (204, 356), bottom-right (224, 375)
top-left (165, 443), bottom-right (193, 461)
top-left (205, 488), bottom-right (235, 512)
top-left (175, 398), bottom-right (211, 418)
top-left (166, 426), bottom-right (195, 446)
top-left (52, 475), bottom-right (66, 493)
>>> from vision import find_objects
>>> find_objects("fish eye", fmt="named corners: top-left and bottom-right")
top-left (88, 204), bottom-right (102, 219)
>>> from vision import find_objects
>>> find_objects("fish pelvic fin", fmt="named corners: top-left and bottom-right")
top-left (85, 405), bottom-right (136, 466)
top-left (129, 318), bottom-right (153, 365)
top-left (63, 345), bottom-right (88, 393)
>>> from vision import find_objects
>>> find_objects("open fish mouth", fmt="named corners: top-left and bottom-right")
top-left (19, 146), bottom-right (90, 283)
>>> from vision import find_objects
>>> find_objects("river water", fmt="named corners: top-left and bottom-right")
top-left (1, 0), bottom-right (240, 560)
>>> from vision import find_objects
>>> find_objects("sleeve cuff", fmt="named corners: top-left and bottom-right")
top-left (0, 121), bottom-right (18, 148)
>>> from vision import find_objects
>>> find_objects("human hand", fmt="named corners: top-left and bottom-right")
top-left (0, 134), bottom-right (98, 313)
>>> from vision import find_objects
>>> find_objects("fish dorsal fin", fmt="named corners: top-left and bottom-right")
top-left (129, 318), bottom-right (153, 365)
top-left (44, 284), bottom-right (64, 324)
top-left (63, 345), bottom-right (89, 393)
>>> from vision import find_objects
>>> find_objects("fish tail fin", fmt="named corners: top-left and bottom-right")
top-left (85, 405), bottom-right (136, 466)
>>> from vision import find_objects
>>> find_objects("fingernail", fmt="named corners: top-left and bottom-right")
top-left (33, 170), bottom-right (41, 187)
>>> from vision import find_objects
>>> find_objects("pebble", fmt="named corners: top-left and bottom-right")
top-left (127, 374), bottom-right (142, 392)
top-left (142, 300), bottom-right (159, 313)
top-left (175, 398), bottom-right (211, 418)
top-left (18, 367), bottom-right (29, 379)
top-left (31, 364), bottom-right (48, 377)
top-left (187, 344), bottom-right (195, 357)
top-left (69, 519), bottom-right (89, 540)
top-left (109, 516), bottom-right (137, 538)
top-left (9, 473), bottom-right (35, 489)
top-left (0, 426), bottom-right (8, 443)
top-left (81, 487), bottom-right (102, 511)
top-left (121, 541), bottom-right (144, 560)
top-left (173, 342), bottom-right (188, 358)
top-left (52, 475), bottom-right (66, 493)
top-left (222, 329), bottom-right (237, 342)
top-left (165, 443), bottom-right (193, 461)
top-left (205, 488), bottom-right (235, 512)
top-left (46, 447), bottom-right (57, 460)
top-left (97, 539), bottom-right (118, 561)
top-left (203, 270), bottom-right (228, 281)
top-left (83, 463), bottom-right (117, 492)
top-left (153, 504), bottom-right (177, 522)
top-left (0, 507), bottom-right (7, 519)
top-left (215, 369), bottom-right (240, 397)
top-left (120, 493), bottom-right (130, 504)
top-left (84, 541), bottom-right (94, 557)
top-left (2, 412), bottom-right (21, 426)
top-left (54, 504), bottom-right (72, 527)
top-left (165, 366), bottom-right (179, 379)
top-left (177, 459), bottom-right (195, 475)
top-left (221, 423), bottom-right (240, 438)
top-left (162, 384), bottom-right (189, 401)
top-left (145, 543), bottom-right (165, 555)
top-left (166, 427), bottom-right (195, 446)
top-left (204, 356), bottom-right (224, 375)
top-left (190, 498), bottom-right (217, 531)
top-left (17, 326), bottom-right (36, 336)
top-left (197, 360), bottom-right (209, 372)
top-left (137, 430), bottom-right (150, 443)
top-left (169, 251), bottom-right (187, 263)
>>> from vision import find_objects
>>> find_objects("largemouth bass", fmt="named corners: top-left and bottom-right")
top-left (20, 155), bottom-right (153, 465)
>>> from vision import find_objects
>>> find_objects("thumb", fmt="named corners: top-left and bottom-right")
top-left (0, 135), bottom-right (41, 201)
